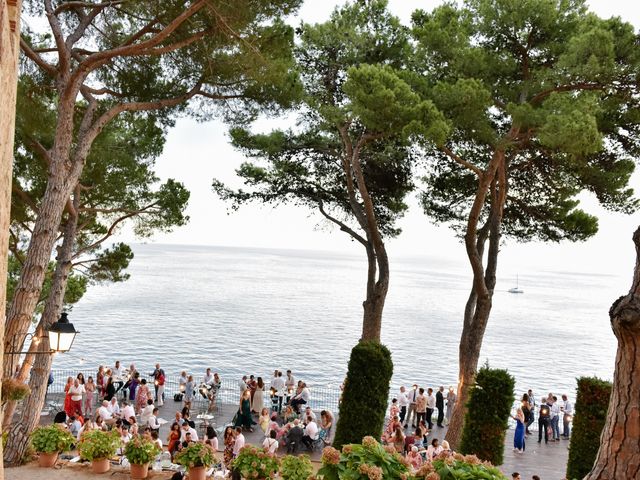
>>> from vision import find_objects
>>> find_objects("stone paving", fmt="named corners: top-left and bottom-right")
top-left (36, 393), bottom-right (570, 479)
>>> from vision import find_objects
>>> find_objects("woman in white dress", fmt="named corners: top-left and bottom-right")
top-left (252, 377), bottom-right (265, 413)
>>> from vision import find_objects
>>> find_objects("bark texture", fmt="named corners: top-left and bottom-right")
top-left (4, 203), bottom-right (78, 465)
top-left (446, 150), bottom-right (508, 448)
top-left (585, 227), bottom-right (640, 479)
top-left (0, 1), bottom-right (23, 477)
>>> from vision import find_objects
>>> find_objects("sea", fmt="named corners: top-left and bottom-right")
top-left (51, 243), bottom-right (624, 398)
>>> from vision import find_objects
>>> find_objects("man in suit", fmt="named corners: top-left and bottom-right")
top-left (286, 419), bottom-right (305, 453)
top-left (404, 384), bottom-right (418, 429)
top-left (436, 386), bottom-right (445, 428)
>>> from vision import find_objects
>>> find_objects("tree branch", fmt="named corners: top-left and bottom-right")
top-left (53, 1), bottom-right (124, 15)
top-left (530, 82), bottom-right (604, 104)
top-left (20, 38), bottom-right (57, 76)
top-left (44, 0), bottom-right (70, 76)
top-left (441, 146), bottom-right (482, 176)
top-left (317, 200), bottom-right (367, 248)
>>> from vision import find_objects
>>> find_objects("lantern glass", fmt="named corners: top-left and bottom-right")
top-left (47, 313), bottom-right (78, 353)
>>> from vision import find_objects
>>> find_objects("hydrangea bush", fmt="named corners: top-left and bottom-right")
top-left (414, 453), bottom-right (508, 480)
top-left (318, 436), bottom-right (411, 480)
top-left (233, 445), bottom-right (280, 479)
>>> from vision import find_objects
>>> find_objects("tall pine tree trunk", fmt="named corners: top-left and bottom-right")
top-left (4, 205), bottom-right (78, 465)
top-left (361, 243), bottom-right (389, 342)
top-left (446, 166), bottom-right (504, 448)
top-left (585, 227), bottom-right (640, 479)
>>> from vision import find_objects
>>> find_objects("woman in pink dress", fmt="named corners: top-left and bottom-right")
top-left (84, 376), bottom-right (96, 416)
top-left (135, 378), bottom-right (150, 414)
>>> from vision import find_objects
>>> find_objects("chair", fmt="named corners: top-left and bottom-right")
top-left (286, 440), bottom-right (300, 454)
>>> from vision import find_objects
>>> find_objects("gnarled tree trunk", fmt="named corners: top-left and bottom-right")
top-left (446, 155), bottom-right (506, 448)
top-left (585, 227), bottom-right (640, 479)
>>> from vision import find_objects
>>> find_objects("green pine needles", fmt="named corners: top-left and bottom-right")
top-left (459, 364), bottom-right (515, 465)
top-left (566, 377), bottom-right (612, 480)
top-left (333, 341), bottom-right (393, 448)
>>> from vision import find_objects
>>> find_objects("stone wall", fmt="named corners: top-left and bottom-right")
top-left (0, 1), bottom-right (21, 478)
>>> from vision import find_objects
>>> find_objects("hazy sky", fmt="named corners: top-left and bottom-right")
top-left (144, 0), bottom-right (640, 279)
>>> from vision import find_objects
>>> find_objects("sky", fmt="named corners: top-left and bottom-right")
top-left (143, 0), bottom-right (640, 279)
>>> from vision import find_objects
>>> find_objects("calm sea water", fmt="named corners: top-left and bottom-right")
top-left (52, 244), bottom-right (623, 397)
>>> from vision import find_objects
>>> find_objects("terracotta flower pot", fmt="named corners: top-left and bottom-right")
top-left (91, 457), bottom-right (110, 473)
top-left (38, 451), bottom-right (58, 468)
top-left (189, 466), bottom-right (207, 480)
top-left (130, 463), bottom-right (149, 479)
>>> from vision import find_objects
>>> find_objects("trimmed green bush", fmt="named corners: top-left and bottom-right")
top-left (333, 341), bottom-right (393, 448)
top-left (566, 377), bottom-right (611, 480)
top-left (415, 453), bottom-right (508, 479)
top-left (280, 454), bottom-right (313, 480)
top-left (459, 363), bottom-right (515, 466)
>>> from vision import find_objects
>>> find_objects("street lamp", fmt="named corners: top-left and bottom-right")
top-left (47, 312), bottom-right (78, 353)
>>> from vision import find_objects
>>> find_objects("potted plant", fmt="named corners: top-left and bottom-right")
top-left (30, 424), bottom-right (75, 467)
top-left (232, 445), bottom-right (280, 480)
top-left (174, 442), bottom-right (216, 480)
top-left (78, 429), bottom-right (120, 473)
top-left (280, 454), bottom-right (313, 480)
top-left (124, 435), bottom-right (161, 479)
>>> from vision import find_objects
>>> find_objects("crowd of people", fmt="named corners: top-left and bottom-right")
top-left (53, 361), bottom-right (571, 477)
top-left (55, 362), bottom-right (329, 471)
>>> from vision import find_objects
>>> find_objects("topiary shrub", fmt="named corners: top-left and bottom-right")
top-left (459, 363), bottom-right (515, 466)
top-left (566, 377), bottom-right (611, 480)
top-left (333, 341), bottom-right (393, 448)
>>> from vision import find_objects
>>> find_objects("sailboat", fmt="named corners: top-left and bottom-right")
top-left (508, 274), bottom-right (524, 294)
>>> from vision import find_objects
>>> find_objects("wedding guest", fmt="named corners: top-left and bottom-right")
top-left (405, 385), bottom-right (418, 429)
top-left (392, 426), bottom-right (405, 453)
top-left (441, 440), bottom-right (453, 457)
top-left (512, 406), bottom-right (526, 453)
top-left (562, 394), bottom-right (574, 438)
top-left (223, 426), bottom-right (235, 469)
top-left (121, 401), bottom-right (135, 425)
top-left (84, 376), bottom-right (96, 416)
top-left (436, 386), bottom-right (445, 427)
top-left (258, 408), bottom-right (270, 434)
top-left (156, 369), bottom-right (166, 407)
top-left (426, 388), bottom-right (436, 429)
top-left (233, 427), bottom-right (245, 456)
top-left (150, 363), bottom-right (165, 403)
top-left (415, 388), bottom-right (427, 427)
top-left (180, 421), bottom-right (199, 442)
top-left (205, 425), bottom-right (219, 451)
top-left (398, 386), bottom-right (409, 424)
top-left (63, 376), bottom-right (74, 416)
top-left (184, 375), bottom-right (195, 409)
top-left (263, 429), bottom-right (279, 453)
top-left (112, 360), bottom-right (124, 393)
top-left (104, 376), bottom-right (116, 402)
top-left (407, 446), bottom-right (423, 469)
top-left (253, 377), bottom-right (265, 413)
top-left (97, 400), bottom-right (116, 426)
top-left (320, 410), bottom-right (334, 445)
top-left (285, 370), bottom-right (296, 390)
top-left (302, 415), bottom-right (319, 450)
top-left (426, 438), bottom-right (443, 461)
top-left (151, 430), bottom-right (163, 449)
top-left (446, 387), bottom-right (456, 423)
top-left (135, 378), bottom-right (150, 414)
top-left (107, 396), bottom-right (120, 417)
top-left (67, 378), bottom-right (85, 417)
top-left (141, 399), bottom-right (155, 425)
top-left (247, 375), bottom-right (258, 403)
top-left (290, 382), bottom-right (310, 413)
top-left (148, 408), bottom-right (161, 432)
top-left (96, 366), bottom-right (105, 397)
top-left (234, 390), bottom-right (255, 432)
top-left (167, 423), bottom-right (181, 456)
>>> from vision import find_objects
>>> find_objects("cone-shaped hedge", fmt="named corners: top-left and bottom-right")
top-left (459, 363), bottom-right (515, 465)
top-left (333, 341), bottom-right (393, 449)
top-left (566, 377), bottom-right (611, 480)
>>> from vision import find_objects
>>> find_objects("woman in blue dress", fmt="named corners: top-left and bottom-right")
top-left (512, 406), bottom-right (526, 453)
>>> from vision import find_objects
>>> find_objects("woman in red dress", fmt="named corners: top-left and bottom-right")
top-left (63, 376), bottom-right (74, 417)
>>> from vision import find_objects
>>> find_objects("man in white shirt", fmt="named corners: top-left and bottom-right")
top-left (148, 408), bottom-right (161, 432)
top-left (302, 416), bottom-right (319, 450)
top-left (561, 394), bottom-right (573, 438)
top-left (141, 399), bottom-right (155, 425)
top-left (271, 371), bottom-right (286, 412)
top-left (68, 379), bottom-right (85, 417)
top-left (98, 400), bottom-right (116, 426)
top-left (398, 386), bottom-right (409, 425)
top-left (233, 427), bottom-right (245, 455)
top-left (239, 375), bottom-right (248, 393)
top-left (290, 382), bottom-right (310, 413)
top-left (68, 416), bottom-right (82, 439)
top-left (425, 388), bottom-right (436, 429)
top-left (405, 384), bottom-right (418, 428)
top-left (204, 368), bottom-right (214, 386)
top-left (112, 360), bottom-right (124, 394)
top-left (180, 422), bottom-right (199, 442)
top-left (107, 397), bottom-right (120, 417)
top-left (121, 401), bottom-right (135, 425)
top-left (550, 396), bottom-right (561, 441)
top-left (285, 370), bottom-right (296, 390)
top-left (302, 407), bottom-right (317, 423)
